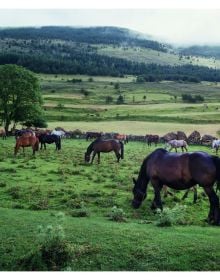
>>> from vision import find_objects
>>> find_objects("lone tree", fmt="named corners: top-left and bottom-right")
top-left (0, 64), bottom-right (46, 134)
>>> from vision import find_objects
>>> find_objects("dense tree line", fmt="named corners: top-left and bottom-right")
top-left (0, 26), bottom-right (167, 52)
top-left (179, 45), bottom-right (220, 59)
top-left (1, 49), bottom-right (220, 81)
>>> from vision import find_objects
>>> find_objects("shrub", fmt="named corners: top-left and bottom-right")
top-left (108, 206), bottom-right (127, 222)
top-left (18, 220), bottom-right (73, 271)
top-left (155, 204), bottom-right (187, 227)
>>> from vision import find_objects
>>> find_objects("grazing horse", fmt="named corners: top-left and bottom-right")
top-left (86, 131), bottom-right (102, 141)
top-left (114, 133), bottom-right (128, 144)
top-left (15, 129), bottom-right (35, 139)
top-left (38, 134), bottom-right (61, 150)
top-left (146, 134), bottom-right (159, 146)
top-left (165, 139), bottom-right (188, 152)
top-left (132, 148), bottom-right (220, 225)
top-left (14, 135), bottom-right (39, 156)
top-left (84, 139), bottom-right (124, 164)
top-left (212, 139), bottom-right (220, 155)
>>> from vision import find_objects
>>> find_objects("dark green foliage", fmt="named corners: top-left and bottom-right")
top-left (116, 95), bottom-right (124, 104)
top-left (182, 94), bottom-right (205, 103)
top-left (0, 64), bottom-right (46, 132)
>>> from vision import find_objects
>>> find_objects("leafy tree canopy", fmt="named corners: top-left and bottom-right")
top-left (0, 64), bottom-right (46, 132)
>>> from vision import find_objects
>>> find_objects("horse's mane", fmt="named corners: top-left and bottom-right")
top-left (86, 139), bottom-right (100, 154)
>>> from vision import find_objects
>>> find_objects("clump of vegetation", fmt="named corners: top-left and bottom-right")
top-left (18, 213), bottom-right (74, 271)
top-left (182, 93), bottom-right (204, 103)
top-left (108, 206), bottom-right (127, 222)
top-left (155, 204), bottom-right (187, 227)
top-left (68, 201), bottom-right (90, 217)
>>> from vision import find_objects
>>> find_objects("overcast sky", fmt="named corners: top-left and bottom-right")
top-left (0, 9), bottom-right (220, 46)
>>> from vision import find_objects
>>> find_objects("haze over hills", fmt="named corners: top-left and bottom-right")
top-left (1, 26), bottom-right (220, 81)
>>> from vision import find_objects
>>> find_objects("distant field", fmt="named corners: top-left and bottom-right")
top-left (46, 121), bottom-right (220, 137)
top-left (38, 74), bottom-right (220, 137)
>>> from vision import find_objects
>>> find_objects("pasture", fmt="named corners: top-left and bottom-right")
top-left (0, 137), bottom-right (220, 271)
top-left (38, 74), bottom-right (220, 137)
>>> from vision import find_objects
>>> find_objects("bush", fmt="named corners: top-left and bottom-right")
top-left (108, 206), bottom-right (127, 222)
top-left (155, 204), bottom-right (187, 227)
top-left (18, 219), bottom-right (73, 271)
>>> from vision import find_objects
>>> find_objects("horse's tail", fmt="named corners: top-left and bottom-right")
top-left (57, 136), bottom-right (61, 150)
top-left (120, 141), bottom-right (124, 159)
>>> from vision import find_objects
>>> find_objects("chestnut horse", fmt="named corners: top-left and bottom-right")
top-left (14, 134), bottom-right (39, 156)
top-left (85, 139), bottom-right (124, 164)
top-left (132, 148), bottom-right (220, 225)
top-left (114, 133), bottom-right (128, 144)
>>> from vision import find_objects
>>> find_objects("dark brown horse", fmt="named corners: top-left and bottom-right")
top-left (132, 148), bottom-right (220, 225)
top-left (85, 131), bottom-right (102, 141)
top-left (84, 139), bottom-right (124, 164)
top-left (146, 134), bottom-right (159, 146)
top-left (14, 134), bottom-right (39, 156)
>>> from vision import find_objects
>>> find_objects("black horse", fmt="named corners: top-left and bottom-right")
top-left (132, 148), bottom-right (220, 225)
top-left (38, 134), bottom-right (61, 150)
top-left (85, 139), bottom-right (124, 164)
top-left (85, 131), bottom-right (102, 141)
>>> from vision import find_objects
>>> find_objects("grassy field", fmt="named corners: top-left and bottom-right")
top-left (1, 74), bottom-right (220, 271)
top-left (36, 74), bottom-right (220, 136)
top-left (0, 138), bottom-right (220, 271)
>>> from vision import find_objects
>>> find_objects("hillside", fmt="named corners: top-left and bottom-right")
top-left (1, 26), bottom-right (220, 81)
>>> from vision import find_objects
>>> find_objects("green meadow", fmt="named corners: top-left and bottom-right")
top-left (1, 74), bottom-right (220, 271)
top-left (0, 138), bottom-right (220, 271)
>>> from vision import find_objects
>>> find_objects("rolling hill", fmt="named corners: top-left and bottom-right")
top-left (0, 26), bottom-right (220, 81)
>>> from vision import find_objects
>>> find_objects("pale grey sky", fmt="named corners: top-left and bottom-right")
top-left (0, 9), bottom-right (220, 45)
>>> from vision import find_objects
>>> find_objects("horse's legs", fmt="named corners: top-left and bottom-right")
top-left (91, 151), bottom-right (97, 164)
top-left (203, 186), bottom-right (220, 225)
top-left (151, 180), bottom-right (163, 210)
top-left (97, 152), bottom-right (100, 164)
top-left (182, 189), bottom-right (190, 200)
top-left (193, 186), bottom-right (198, 204)
top-left (114, 150), bottom-right (120, 162)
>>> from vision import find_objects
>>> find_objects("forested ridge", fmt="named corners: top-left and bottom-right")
top-left (0, 26), bottom-right (220, 81)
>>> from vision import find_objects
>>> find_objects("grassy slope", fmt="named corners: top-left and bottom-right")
top-left (97, 45), bottom-right (220, 69)
top-left (1, 208), bottom-right (220, 271)
top-left (0, 138), bottom-right (219, 271)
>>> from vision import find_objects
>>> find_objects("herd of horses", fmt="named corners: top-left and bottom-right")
top-left (2, 127), bottom-right (220, 225)
top-left (13, 129), bottom-right (62, 156)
